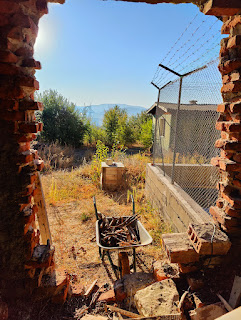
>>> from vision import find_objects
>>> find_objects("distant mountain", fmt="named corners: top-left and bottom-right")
top-left (78, 104), bottom-right (147, 126)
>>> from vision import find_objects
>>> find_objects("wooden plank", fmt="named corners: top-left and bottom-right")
top-left (217, 294), bottom-right (233, 312)
top-left (106, 305), bottom-right (141, 319)
top-left (84, 279), bottom-right (98, 297)
top-left (34, 172), bottom-right (52, 245)
top-left (229, 276), bottom-right (241, 308)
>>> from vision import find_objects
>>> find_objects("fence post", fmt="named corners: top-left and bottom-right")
top-left (171, 76), bottom-right (183, 184)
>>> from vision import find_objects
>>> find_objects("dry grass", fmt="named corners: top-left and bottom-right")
top-left (41, 153), bottom-right (170, 288)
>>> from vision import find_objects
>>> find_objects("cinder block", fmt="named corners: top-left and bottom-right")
top-left (187, 223), bottom-right (231, 255)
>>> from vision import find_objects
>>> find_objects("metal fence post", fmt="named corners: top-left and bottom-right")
top-left (171, 76), bottom-right (183, 184)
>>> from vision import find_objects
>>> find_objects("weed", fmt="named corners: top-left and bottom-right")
top-left (80, 213), bottom-right (90, 222)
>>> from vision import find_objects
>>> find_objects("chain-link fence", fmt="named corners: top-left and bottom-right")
top-left (151, 59), bottom-right (222, 212)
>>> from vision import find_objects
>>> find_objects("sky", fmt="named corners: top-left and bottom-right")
top-left (34, 0), bottom-right (223, 108)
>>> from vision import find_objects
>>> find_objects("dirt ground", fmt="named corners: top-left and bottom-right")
top-left (46, 198), bottom-right (164, 289)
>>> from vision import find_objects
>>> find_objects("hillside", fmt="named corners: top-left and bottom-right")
top-left (78, 104), bottom-right (147, 126)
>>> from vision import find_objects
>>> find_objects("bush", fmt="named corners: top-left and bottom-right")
top-left (37, 90), bottom-right (89, 147)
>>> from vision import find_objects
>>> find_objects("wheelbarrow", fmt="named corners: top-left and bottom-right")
top-left (94, 195), bottom-right (152, 278)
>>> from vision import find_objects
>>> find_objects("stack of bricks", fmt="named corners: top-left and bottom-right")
top-left (162, 223), bottom-right (231, 274)
top-left (210, 15), bottom-right (241, 239)
top-left (0, 0), bottom-right (66, 302)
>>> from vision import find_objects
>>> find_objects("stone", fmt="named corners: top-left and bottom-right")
top-left (187, 273), bottom-right (204, 291)
top-left (122, 272), bottom-right (155, 298)
top-left (114, 278), bottom-right (126, 302)
top-left (189, 303), bottom-right (226, 320)
top-left (134, 279), bottom-right (180, 317)
top-left (153, 260), bottom-right (179, 281)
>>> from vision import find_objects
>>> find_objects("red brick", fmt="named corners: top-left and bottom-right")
top-left (0, 62), bottom-right (20, 75)
top-left (217, 103), bottom-right (229, 113)
top-left (17, 133), bottom-right (36, 143)
top-left (0, 99), bottom-right (18, 111)
top-left (19, 122), bottom-right (39, 133)
top-left (0, 110), bottom-right (26, 121)
top-left (216, 121), bottom-right (241, 132)
top-left (0, 50), bottom-right (18, 63)
top-left (15, 46), bottom-right (33, 57)
top-left (221, 81), bottom-right (241, 94)
top-left (221, 192), bottom-right (241, 209)
top-left (7, 27), bottom-right (24, 42)
top-left (0, 1), bottom-right (19, 14)
top-left (38, 122), bottom-right (43, 132)
top-left (18, 142), bottom-right (30, 152)
top-left (18, 150), bottom-right (34, 164)
top-left (0, 15), bottom-right (8, 27)
top-left (215, 139), bottom-right (241, 151)
top-left (227, 35), bottom-right (241, 49)
top-left (233, 153), bottom-right (241, 163)
top-left (219, 59), bottom-right (241, 75)
top-left (22, 59), bottom-right (41, 69)
top-left (222, 75), bottom-right (230, 84)
top-left (222, 16), bottom-right (241, 34)
top-left (18, 76), bottom-right (39, 90)
top-left (98, 289), bottom-right (116, 303)
top-left (219, 159), bottom-right (241, 172)
top-left (230, 71), bottom-right (241, 82)
top-left (19, 100), bottom-right (43, 111)
top-left (216, 199), bottom-right (225, 208)
top-left (230, 101), bottom-right (241, 113)
top-left (36, 0), bottom-right (49, 15)
top-left (225, 205), bottom-right (241, 218)
top-left (162, 233), bottom-right (199, 264)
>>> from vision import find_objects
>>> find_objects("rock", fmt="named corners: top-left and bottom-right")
top-left (189, 303), bottom-right (226, 320)
top-left (98, 289), bottom-right (116, 303)
top-left (123, 272), bottom-right (155, 298)
top-left (153, 260), bottom-right (179, 281)
top-left (134, 279), bottom-right (180, 317)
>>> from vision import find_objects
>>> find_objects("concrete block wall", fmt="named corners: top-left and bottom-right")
top-left (145, 164), bottom-right (212, 232)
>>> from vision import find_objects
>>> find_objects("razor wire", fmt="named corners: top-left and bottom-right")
top-left (153, 59), bottom-right (222, 212)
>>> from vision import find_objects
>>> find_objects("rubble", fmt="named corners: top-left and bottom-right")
top-left (134, 279), bottom-right (180, 317)
top-left (189, 303), bottom-right (226, 320)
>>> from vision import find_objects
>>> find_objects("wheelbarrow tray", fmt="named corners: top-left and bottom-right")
top-left (96, 216), bottom-right (152, 251)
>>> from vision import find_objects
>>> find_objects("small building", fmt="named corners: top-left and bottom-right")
top-left (146, 101), bottom-right (218, 159)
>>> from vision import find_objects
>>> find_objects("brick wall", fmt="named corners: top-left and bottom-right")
top-left (0, 0), bottom-right (63, 302)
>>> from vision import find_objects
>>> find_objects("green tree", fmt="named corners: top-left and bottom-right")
top-left (37, 90), bottom-right (89, 147)
top-left (116, 113), bottom-right (135, 146)
top-left (102, 106), bottom-right (126, 145)
top-left (129, 111), bottom-right (152, 142)
top-left (139, 118), bottom-right (153, 149)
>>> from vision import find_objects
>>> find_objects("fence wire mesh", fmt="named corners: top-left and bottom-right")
top-left (153, 59), bottom-right (222, 212)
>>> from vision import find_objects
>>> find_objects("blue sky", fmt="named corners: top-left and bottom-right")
top-left (34, 0), bottom-right (222, 108)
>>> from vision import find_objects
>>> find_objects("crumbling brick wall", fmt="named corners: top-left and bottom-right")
top-left (1, 0), bottom-right (241, 304)
top-left (0, 0), bottom-right (62, 301)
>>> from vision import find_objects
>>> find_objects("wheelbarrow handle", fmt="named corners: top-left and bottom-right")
top-left (131, 194), bottom-right (135, 216)
top-left (93, 196), bottom-right (99, 220)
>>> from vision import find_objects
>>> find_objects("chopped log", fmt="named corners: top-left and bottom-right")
top-left (229, 276), bottom-right (241, 308)
top-left (118, 252), bottom-right (130, 277)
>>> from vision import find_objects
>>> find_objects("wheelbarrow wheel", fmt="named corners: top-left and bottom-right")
top-left (118, 251), bottom-right (130, 277)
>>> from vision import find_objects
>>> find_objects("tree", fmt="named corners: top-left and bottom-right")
top-left (139, 118), bottom-right (153, 149)
top-left (129, 111), bottom-right (152, 142)
top-left (37, 90), bottom-right (89, 147)
top-left (102, 106), bottom-right (126, 145)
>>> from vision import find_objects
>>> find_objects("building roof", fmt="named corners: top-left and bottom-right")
top-left (146, 102), bottom-right (217, 115)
